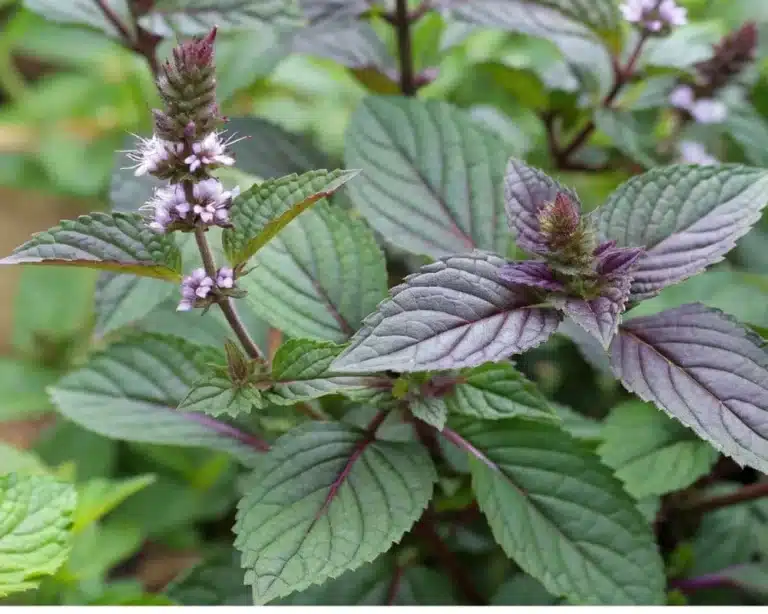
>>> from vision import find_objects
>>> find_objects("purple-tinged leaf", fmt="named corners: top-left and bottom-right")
top-left (331, 253), bottom-right (562, 374)
top-left (610, 303), bottom-right (768, 474)
top-left (595, 165), bottom-right (768, 301)
top-left (504, 159), bottom-right (576, 255)
top-left (595, 244), bottom-right (645, 276)
top-left (498, 261), bottom-right (565, 291)
top-left (555, 278), bottom-right (631, 349)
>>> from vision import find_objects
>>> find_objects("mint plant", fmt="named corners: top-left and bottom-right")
top-left (3, 0), bottom-right (768, 606)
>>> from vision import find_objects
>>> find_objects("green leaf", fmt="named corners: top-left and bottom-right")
top-left (267, 338), bottom-right (385, 405)
top-left (278, 555), bottom-right (458, 605)
top-left (234, 421), bottom-right (437, 603)
top-left (72, 475), bottom-right (156, 532)
top-left (554, 407), bottom-right (603, 447)
top-left (689, 484), bottom-right (766, 575)
top-left (0, 474), bottom-right (77, 597)
top-left (139, 0), bottom-right (303, 36)
top-left (12, 267), bottom-right (97, 353)
top-left (0, 359), bottom-right (59, 421)
top-left (345, 96), bottom-right (513, 258)
top-left (456, 418), bottom-right (665, 605)
top-left (627, 269), bottom-right (768, 329)
top-left (0, 444), bottom-right (48, 476)
top-left (444, 1), bottom-right (614, 94)
top-left (138, 296), bottom-right (271, 350)
top-left (597, 400), bottom-right (718, 499)
top-left (226, 117), bottom-right (333, 179)
top-left (293, 21), bottom-right (395, 70)
top-left (446, 362), bottom-right (556, 422)
top-left (0, 212), bottom-right (183, 281)
top-left (240, 201), bottom-right (388, 342)
top-left (94, 274), bottom-right (175, 335)
top-left (410, 398), bottom-right (449, 431)
top-left (594, 109), bottom-right (658, 169)
top-left (48, 333), bottom-right (264, 466)
top-left (65, 521), bottom-right (143, 582)
top-left (179, 370), bottom-right (265, 418)
top-left (23, 0), bottom-right (136, 40)
top-left (34, 421), bottom-right (117, 481)
top-left (724, 102), bottom-right (768, 168)
top-left (166, 550), bottom-right (251, 605)
top-left (223, 169), bottom-right (360, 266)
top-left (595, 165), bottom-right (768, 301)
top-left (492, 574), bottom-right (560, 605)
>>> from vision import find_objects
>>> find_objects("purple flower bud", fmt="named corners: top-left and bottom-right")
top-left (595, 244), bottom-right (645, 276)
top-left (216, 267), bottom-right (235, 289)
top-left (499, 261), bottom-right (565, 292)
top-left (678, 141), bottom-right (719, 165)
top-left (178, 268), bottom-right (215, 311)
top-left (538, 192), bottom-right (581, 250)
top-left (621, 0), bottom-right (686, 32)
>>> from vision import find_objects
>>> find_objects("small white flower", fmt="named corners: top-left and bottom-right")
top-left (620, 0), bottom-right (686, 31)
top-left (128, 135), bottom-right (180, 177)
top-left (690, 98), bottom-right (728, 124)
top-left (216, 267), bottom-right (235, 289)
top-left (658, 0), bottom-right (687, 27)
top-left (669, 85), bottom-right (694, 110)
top-left (145, 184), bottom-right (190, 233)
top-left (178, 268), bottom-right (215, 311)
top-left (184, 132), bottom-right (236, 172)
top-left (191, 178), bottom-right (239, 226)
top-left (679, 141), bottom-right (719, 165)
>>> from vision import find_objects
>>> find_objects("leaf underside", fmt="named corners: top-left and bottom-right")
top-left (595, 165), bottom-right (768, 300)
top-left (332, 252), bottom-right (562, 373)
top-left (610, 303), bottom-right (768, 475)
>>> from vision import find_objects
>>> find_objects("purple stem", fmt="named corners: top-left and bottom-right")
top-left (441, 426), bottom-right (498, 472)
top-left (184, 412), bottom-right (270, 452)
top-left (670, 568), bottom-right (742, 593)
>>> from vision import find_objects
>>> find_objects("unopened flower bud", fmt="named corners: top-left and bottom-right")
top-left (154, 28), bottom-right (221, 142)
top-left (538, 192), bottom-right (581, 250)
top-left (695, 22), bottom-right (759, 93)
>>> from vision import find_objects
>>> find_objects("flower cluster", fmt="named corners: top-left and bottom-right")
top-left (502, 189), bottom-right (645, 347)
top-left (144, 179), bottom-right (239, 233)
top-left (127, 28), bottom-right (239, 234)
top-left (620, 0), bottom-right (686, 33)
top-left (669, 85), bottom-right (728, 124)
top-left (178, 267), bottom-right (237, 311)
top-left (127, 28), bottom-right (246, 311)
